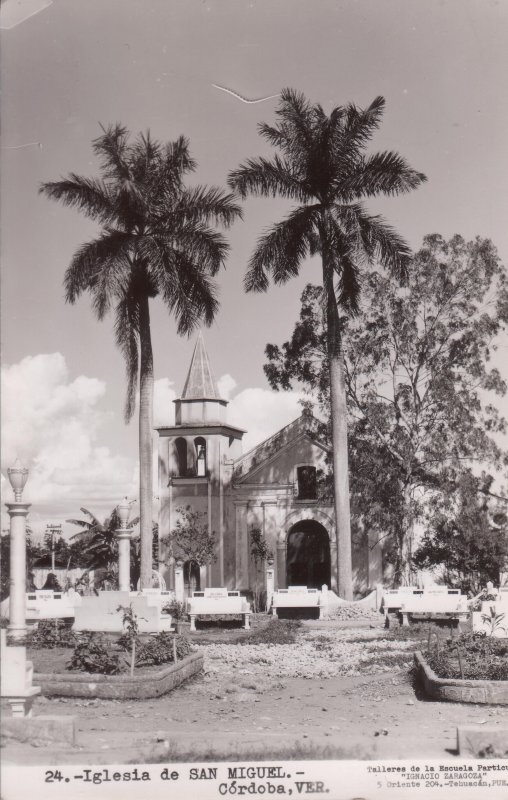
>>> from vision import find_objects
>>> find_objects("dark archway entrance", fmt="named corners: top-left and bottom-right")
top-left (286, 520), bottom-right (331, 589)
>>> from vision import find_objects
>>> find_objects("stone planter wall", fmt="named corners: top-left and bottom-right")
top-left (414, 651), bottom-right (508, 705)
top-left (34, 651), bottom-right (203, 700)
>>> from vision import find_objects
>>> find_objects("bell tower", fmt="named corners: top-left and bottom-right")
top-left (174, 332), bottom-right (228, 425)
top-left (156, 334), bottom-right (244, 590)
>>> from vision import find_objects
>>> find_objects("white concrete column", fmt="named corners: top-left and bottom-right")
top-left (117, 533), bottom-right (131, 591)
top-left (276, 541), bottom-right (286, 590)
top-left (174, 561), bottom-right (185, 602)
top-left (116, 498), bottom-right (131, 592)
top-left (6, 503), bottom-right (30, 642)
top-left (234, 502), bottom-right (249, 590)
top-left (330, 540), bottom-right (338, 593)
top-left (266, 561), bottom-right (275, 611)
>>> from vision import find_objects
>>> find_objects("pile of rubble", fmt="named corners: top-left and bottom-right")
top-left (327, 604), bottom-right (381, 621)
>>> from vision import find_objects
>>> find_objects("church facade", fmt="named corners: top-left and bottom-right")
top-left (157, 335), bottom-right (383, 598)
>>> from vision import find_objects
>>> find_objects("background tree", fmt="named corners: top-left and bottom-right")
top-left (413, 472), bottom-right (508, 594)
top-left (265, 234), bottom-right (508, 584)
top-left (249, 528), bottom-right (274, 612)
top-left (67, 506), bottom-right (127, 589)
top-left (0, 526), bottom-right (38, 600)
top-left (162, 506), bottom-right (217, 572)
top-left (66, 505), bottom-right (158, 589)
top-left (41, 125), bottom-right (241, 588)
top-left (229, 89), bottom-right (425, 598)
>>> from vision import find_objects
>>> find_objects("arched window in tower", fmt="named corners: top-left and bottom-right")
top-left (174, 437), bottom-right (188, 477)
top-left (296, 466), bottom-right (317, 500)
top-left (194, 437), bottom-right (207, 477)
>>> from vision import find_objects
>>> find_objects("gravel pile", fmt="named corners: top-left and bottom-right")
top-left (327, 605), bottom-right (381, 621)
top-left (203, 628), bottom-right (411, 681)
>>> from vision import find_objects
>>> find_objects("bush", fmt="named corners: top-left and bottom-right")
top-left (162, 599), bottom-right (187, 621)
top-left (28, 620), bottom-right (76, 649)
top-left (67, 632), bottom-right (122, 674)
top-left (238, 619), bottom-right (302, 646)
top-left (136, 633), bottom-right (193, 667)
top-left (425, 632), bottom-right (508, 681)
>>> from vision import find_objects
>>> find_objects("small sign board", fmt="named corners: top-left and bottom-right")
top-left (204, 588), bottom-right (228, 598)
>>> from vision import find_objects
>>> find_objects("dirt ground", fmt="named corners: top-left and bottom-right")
top-left (2, 618), bottom-right (506, 765)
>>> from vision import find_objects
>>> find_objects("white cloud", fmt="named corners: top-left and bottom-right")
top-left (1, 353), bottom-right (136, 532)
top-left (153, 377), bottom-right (176, 427)
top-left (224, 380), bottom-right (304, 451)
top-left (0, 356), bottom-right (306, 536)
top-left (217, 373), bottom-right (237, 401)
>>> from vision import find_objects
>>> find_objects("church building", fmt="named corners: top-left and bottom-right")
top-left (157, 335), bottom-right (383, 598)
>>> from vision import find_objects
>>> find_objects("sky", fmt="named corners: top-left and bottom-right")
top-left (1, 0), bottom-right (507, 537)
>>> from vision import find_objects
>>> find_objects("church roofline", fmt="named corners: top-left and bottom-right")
top-left (173, 397), bottom-right (228, 406)
top-left (179, 331), bottom-right (223, 402)
top-left (155, 422), bottom-right (246, 437)
top-left (231, 411), bottom-right (328, 480)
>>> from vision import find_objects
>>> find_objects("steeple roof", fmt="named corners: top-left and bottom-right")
top-left (181, 332), bottom-right (221, 400)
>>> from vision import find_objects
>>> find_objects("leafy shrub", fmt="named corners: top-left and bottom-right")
top-left (28, 620), bottom-right (76, 649)
top-left (162, 599), bottom-right (187, 621)
top-left (136, 633), bottom-right (193, 667)
top-left (425, 632), bottom-right (508, 681)
top-left (238, 619), bottom-right (302, 646)
top-left (67, 632), bottom-right (122, 674)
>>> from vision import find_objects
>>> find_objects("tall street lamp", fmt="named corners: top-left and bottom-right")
top-left (6, 459), bottom-right (30, 641)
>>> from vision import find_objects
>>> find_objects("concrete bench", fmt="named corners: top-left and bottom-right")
top-left (271, 586), bottom-right (325, 618)
top-left (25, 590), bottom-right (81, 622)
top-left (0, 630), bottom-right (41, 717)
top-left (72, 590), bottom-right (173, 633)
top-left (399, 589), bottom-right (468, 625)
top-left (381, 587), bottom-right (424, 617)
top-left (187, 588), bottom-right (251, 631)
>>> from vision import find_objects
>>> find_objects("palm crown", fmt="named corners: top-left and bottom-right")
top-left (41, 124), bottom-right (242, 419)
top-left (229, 89), bottom-right (426, 312)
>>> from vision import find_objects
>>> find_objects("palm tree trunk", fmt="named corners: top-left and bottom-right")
top-left (323, 257), bottom-right (353, 600)
top-left (138, 293), bottom-right (154, 590)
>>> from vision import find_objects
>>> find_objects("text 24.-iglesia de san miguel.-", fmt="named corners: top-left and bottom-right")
top-left (157, 335), bottom-right (383, 598)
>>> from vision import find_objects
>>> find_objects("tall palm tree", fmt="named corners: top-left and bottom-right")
top-left (41, 125), bottom-right (241, 588)
top-left (228, 90), bottom-right (426, 599)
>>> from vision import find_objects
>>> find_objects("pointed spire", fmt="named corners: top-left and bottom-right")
top-left (181, 332), bottom-right (220, 400)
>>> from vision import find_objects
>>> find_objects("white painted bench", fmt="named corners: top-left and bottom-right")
top-left (25, 589), bottom-right (82, 621)
top-left (271, 586), bottom-right (325, 618)
top-left (73, 590), bottom-right (173, 633)
top-left (381, 587), bottom-right (424, 616)
top-left (130, 589), bottom-right (173, 608)
top-left (187, 588), bottom-right (251, 632)
top-left (0, 629), bottom-right (40, 717)
top-left (399, 589), bottom-right (468, 625)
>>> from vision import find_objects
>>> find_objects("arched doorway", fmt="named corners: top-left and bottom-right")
top-left (286, 520), bottom-right (331, 589)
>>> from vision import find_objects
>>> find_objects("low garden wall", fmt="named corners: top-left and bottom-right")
top-left (414, 651), bottom-right (508, 705)
top-left (34, 651), bottom-right (203, 700)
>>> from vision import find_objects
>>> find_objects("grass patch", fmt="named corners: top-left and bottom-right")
top-left (233, 619), bottom-right (302, 646)
top-left (141, 739), bottom-right (373, 763)
top-left (364, 652), bottom-right (413, 669)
